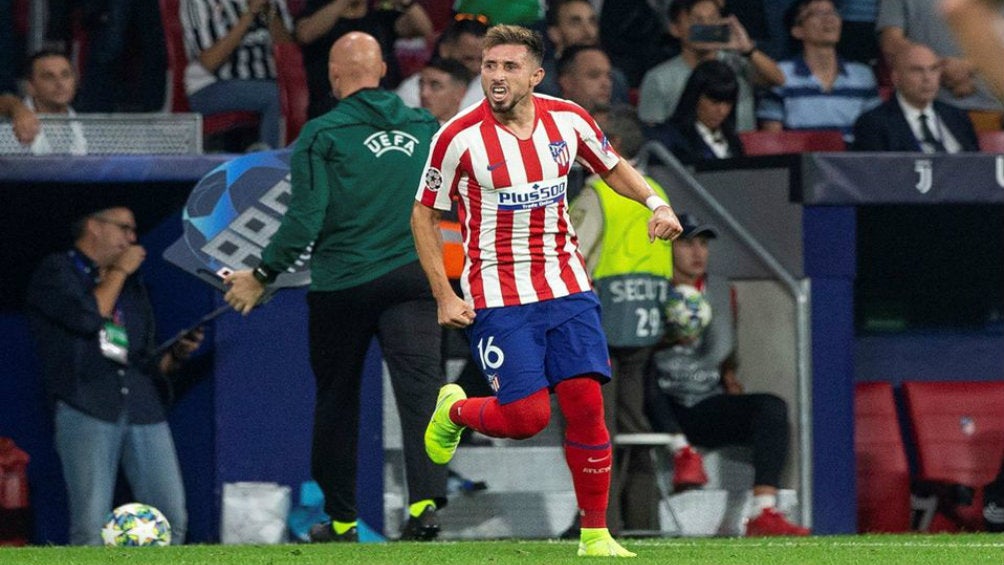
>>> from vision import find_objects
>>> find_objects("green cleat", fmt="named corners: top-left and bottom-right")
top-left (577, 528), bottom-right (636, 558)
top-left (425, 384), bottom-right (467, 464)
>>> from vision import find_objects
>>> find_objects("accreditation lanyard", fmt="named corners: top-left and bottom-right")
top-left (70, 250), bottom-right (130, 365)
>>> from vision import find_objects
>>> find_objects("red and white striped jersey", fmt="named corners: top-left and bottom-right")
top-left (416, 94), bottom-right (622, 309)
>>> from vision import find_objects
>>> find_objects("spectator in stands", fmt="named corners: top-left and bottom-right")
top-left (648, 60), bottom-right (746, 164)
top-left (19, 49), bottom-right (86, 155)
top-left (941, 0), bottom-right (1004, 104)
top-left (557, 45), bottom-right (613, 114)
top-left (0, 0), bottom-right (16, 94)
top-left (537, 0), bottom-right (630, 105)
top-left (851, 43), bottom-right (979, 152)
top-left (757, 0), bottom-right (881, 142)
top-left (836, 0), bottom-right (879, 65)
top-left (75, 0), bottom-right (167, 112)
top-left (878, 0), bottom-right (1004, 112)
top-left (599, 0), bottom-right (679, 88)
top-left (452, 0), bottom-right (543, 27)
top-left (646, 212), bottom-right (810, 537)
top-left (568, 103), bottom-right (674, 533)
top-left (25, 205), bottom-right (204, 545)
top-left (418, 57), bottom-right (472, 123)
top-left (397, 15), bottom-right (487, 110)
top-left (0, 93), bottom-right (41, 146)
top-left (181, 0), bottom-right (295, 150)
top-left (295, 0), bottom-right (433, 118)
top-left (638, 0), bottom-right (785, 131)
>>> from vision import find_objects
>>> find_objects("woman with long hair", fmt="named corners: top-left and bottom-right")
top-left (649, 59), bottom-right (746, 164)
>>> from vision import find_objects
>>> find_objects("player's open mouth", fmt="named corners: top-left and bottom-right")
top-left (490, 86), bottom-right (507, 102)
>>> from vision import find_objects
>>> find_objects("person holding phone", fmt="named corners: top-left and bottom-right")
top-left (26, 205), bottom-right (204, 545)
top-left (638, 0), bottom-right (784, 131)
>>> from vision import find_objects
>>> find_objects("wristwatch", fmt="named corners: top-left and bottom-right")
top-left (252, 265), bottom-right (278, 285)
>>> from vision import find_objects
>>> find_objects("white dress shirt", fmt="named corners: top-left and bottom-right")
top-left (896, 93), bottom-right (962, 154)
top-left (696, 121), bottom-right (732, 159)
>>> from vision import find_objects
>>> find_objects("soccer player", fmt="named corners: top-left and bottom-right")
top-left (411, 24), bottom-right (683, 557)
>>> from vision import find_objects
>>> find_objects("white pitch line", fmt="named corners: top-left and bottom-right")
top-left (629, 539), bottom-right (1004, 549)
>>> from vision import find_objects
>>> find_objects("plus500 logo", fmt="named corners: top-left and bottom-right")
top-left (497, 181), bottom-right (566, 210)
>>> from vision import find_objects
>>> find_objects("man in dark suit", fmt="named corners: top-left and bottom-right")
top-left (852, 43), bottom-right (979, 152)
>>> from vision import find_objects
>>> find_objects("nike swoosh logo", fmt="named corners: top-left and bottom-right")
top-left (586, 455), bottom-right (610, 463)
top-left (487, 160), bottom-right (506, 171)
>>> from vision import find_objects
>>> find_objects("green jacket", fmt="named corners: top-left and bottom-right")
top-left (261, 88), bottom-right (439, 291)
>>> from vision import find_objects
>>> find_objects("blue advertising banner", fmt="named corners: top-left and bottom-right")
top-left (801, 153), bottom-right (1004, 204)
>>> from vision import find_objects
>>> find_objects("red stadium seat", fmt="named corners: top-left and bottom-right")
top-left (903, 381), bottom-right (1004, 531)
top-left (158, 0), bottom-right (260, 140)
top-left (738, 130), bottom-right (846, 156)
top-left (272, 41), bottom-right (309, 145)
top-left (854, 382), bottom-right (911, 532)
top-left (978, 131), bottom-right (1004, 154)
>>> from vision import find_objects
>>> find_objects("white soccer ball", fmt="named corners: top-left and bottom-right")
top-left (101, 502), bottom-right (172, 547)
top-left (665, 284), bottom-right (712, 340)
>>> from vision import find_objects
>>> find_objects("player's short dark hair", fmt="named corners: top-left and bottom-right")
top-left (546, 0), bottom-right (593, 28)
top-left (24, 48), bottom-right (72, 79)
top-left (556, 44), bottom-right (605, 78)
top-left (484, 25), bottom-right (545, 66)
top-left (668, 0), bottom-right (721, 23)
top-left (425, 57), bottom-right (473, 86)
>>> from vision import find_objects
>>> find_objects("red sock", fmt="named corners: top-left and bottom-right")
top-left (450, 388), bottom-right (550, 439)
top-left (555, 378), bottom-right (611, 529)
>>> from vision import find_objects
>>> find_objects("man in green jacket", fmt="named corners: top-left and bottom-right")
top-left (224, 31), bottom-right (446, 542)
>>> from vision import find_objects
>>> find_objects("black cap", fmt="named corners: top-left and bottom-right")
top-left (678, 212), bottom-right (717, 239)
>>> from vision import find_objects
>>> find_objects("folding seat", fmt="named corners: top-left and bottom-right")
top-left (854, 382), bottom-right (911, 532)
top-left (738, 130), bottom-right (846, 156)
top-left (903, 381), bottom-right (1004, 531)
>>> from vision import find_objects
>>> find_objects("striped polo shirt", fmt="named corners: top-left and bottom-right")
top-left (756, 56), bottom-right (881, 140)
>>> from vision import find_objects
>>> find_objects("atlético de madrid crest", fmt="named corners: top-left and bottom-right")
top-left (549, 140), bottom-right (569, 166)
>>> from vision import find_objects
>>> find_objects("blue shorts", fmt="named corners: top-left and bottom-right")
top-left (465, 292), bottom-right (611, 405)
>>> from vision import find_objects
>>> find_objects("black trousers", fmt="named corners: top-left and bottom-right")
top-left (605, 346), bottom-right (661, 532)
top-left (671, 393), bottom-right (791, 488)
top-left (307, 261), bottom-right (447, 523)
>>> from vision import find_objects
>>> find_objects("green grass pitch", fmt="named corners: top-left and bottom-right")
top-left (2, 535), bottom-right (1004, 565)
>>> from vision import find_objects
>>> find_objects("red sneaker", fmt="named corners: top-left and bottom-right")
top-left (745, 508), bottom-right (811, 536)
top-left (672, 446), bottom-right (708, 492)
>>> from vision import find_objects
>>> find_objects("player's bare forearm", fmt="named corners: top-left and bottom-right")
top-left (599, 160), bottom-right (683, 241)
top-left (411, 202), bottom-right (475, 328)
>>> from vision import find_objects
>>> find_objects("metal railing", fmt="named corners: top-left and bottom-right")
top-left (0, 113), bottom-right (204, 155)
top-left (636, 141), bottom-right (814, 529)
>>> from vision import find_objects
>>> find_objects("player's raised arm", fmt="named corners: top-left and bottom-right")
top-left (599, 159), bottom-right (683, 242)
top-left (411, 202), bottom-right (475, 328)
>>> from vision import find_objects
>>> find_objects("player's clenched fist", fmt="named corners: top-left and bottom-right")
top-left (648, 207), bottom-right (683, 242)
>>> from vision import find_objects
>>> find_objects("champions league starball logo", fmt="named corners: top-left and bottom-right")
top-left (164, 149), bottom-right (311, 291)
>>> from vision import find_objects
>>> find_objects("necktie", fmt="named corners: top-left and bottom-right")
top-left (918, 113), bottom-right (946, 153)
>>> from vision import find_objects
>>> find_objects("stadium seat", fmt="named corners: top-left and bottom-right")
top-left (738, 130), bottom-right (846, 156)
top-left (903, 381), bottom-right (1004, 531)
top-left (158, 0), bottom-right (260, 141)
top-left (854, 382), bottom-right (911, 532)
top-left (968, 110), bottom-right (1004, 133)
top-left (272, 41), bottom-right (309, 145)
top-left (978, 131), bottom-right (1004, 154)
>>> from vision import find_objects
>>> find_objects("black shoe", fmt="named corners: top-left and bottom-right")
top-left (308, 521), bottom-right (358, 543)
top-left (399, 506), bottom-right (440, 541)
top-left (559, 512), bottom-right (580, 540)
